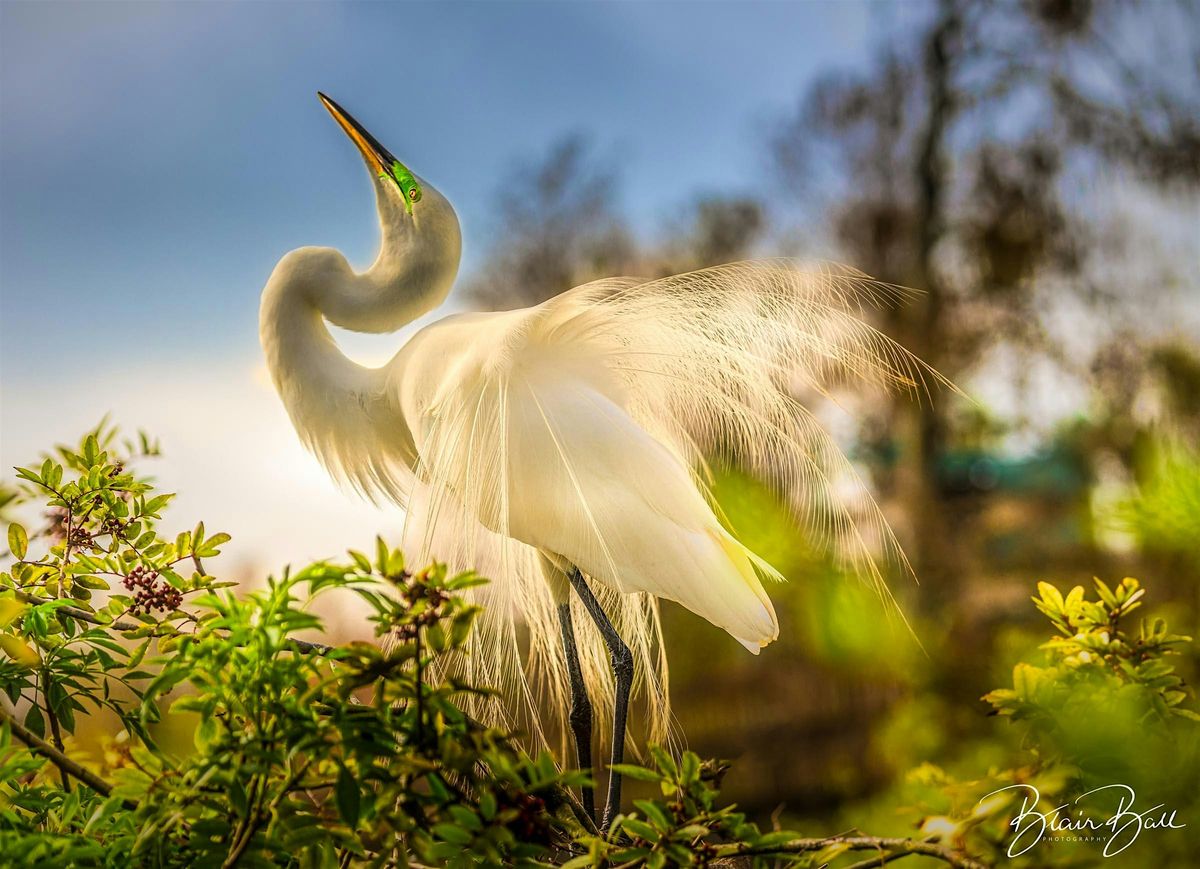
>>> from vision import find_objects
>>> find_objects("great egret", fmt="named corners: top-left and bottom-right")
top-left (260, 94), bottom-right (942, 828)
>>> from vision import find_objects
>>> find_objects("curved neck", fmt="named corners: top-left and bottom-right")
top-left (260, 175), bottom-right (462, 374)
top-left (320, 177), bottom-right (461, 333)
top-left (258, 178), bottom-right (460, 493)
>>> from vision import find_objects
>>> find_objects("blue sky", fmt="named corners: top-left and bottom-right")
top-left (0, 1), bottom-right (884, 570)
top-left (0, 0), bottom-right (878, 379)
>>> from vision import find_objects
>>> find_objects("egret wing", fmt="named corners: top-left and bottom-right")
top-left (391, 262), bottom-right (946, 746)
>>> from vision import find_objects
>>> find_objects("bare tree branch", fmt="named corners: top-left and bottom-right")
top-left (0, 705), bottom-right (135, 809)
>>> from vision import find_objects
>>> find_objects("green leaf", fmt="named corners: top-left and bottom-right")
top-left (426, 624), bottom-right (448, 653)
top-left (335, 764), bottom-right (361, 829)
top-left (609, 763), bottom-right (664, 783)
top-left (449, 610), bottom-right (478, 647)
top-left (196, 532), bottom-right (231, 557)
top-left (634, 799), bottom-right (671, 829)
top-left (375, 536), bottom-right (389, 575)
top-left (7, 524), bottom-right (28, 560)
top-left (348, 550), bottom-right (372, 574)
top-left (649, 744), bottom-right (677, 778)
top-left (606, 848), bottom-right (651, 863)
top-left (478, 789), bottom-right (497, 821)
top-left (755, 830), bottom-right (800, 848)
top-left (620, 818), bottom-right (660, 842)
top-left (680, 750), bottom-right (700, 784)
top-left (562, 857), bottom-right (597, 869)
top-left (83, 434), bottom-right (99, 466)
top-left (448, 804), bottom-right (483, 831)
top-left (143, 494), bottom-right (174, 516)
top-left (385, 548), bottom-right (406, 578)
top-left (24, 703), bottom-right (45, 738)
top-left (1036, 581), bottom-right (1064, 612)
top-left (432, 822), bottom-right (473, 845)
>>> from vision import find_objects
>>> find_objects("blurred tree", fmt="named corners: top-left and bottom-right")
top-left (648, 195), bottom-right (767, 276)
top-left (462, 136), bottom-right (636, 310)
top-left (750, 0), bottom-right (1200, 824)
top-left (462, 137), bottom-right (770, 307)
top-left (771, 0), bottom-right (1200, 598)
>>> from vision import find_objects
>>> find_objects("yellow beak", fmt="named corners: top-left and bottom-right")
top-left (318, 92), bottom-right (391, 177)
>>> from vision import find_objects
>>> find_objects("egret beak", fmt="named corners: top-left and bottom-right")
top-left (318, 92), bottom-right (423, 213)
top-left (318, 92), bottom-right (399, 179)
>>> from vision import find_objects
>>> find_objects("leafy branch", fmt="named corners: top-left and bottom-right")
top-left (18, 426), bottom-right (1189, 866)
top-left (564, 746), bottom-right (986, 869)
top-left (0, 703), bottom-right (128, 806)
top-left (7, 423), bottom-right (1195, 867)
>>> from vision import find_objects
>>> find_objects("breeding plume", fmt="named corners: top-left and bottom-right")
top-left (261, 94), bottom-right (942, 828)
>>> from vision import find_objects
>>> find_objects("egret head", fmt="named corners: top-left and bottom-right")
top-left (309, 91), bottom-right (461, 322)
top-left (318, 92), bottom-right (423, 215)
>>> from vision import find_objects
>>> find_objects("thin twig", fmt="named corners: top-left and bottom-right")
top-left (223, 773), bottom-right (267, 868)
top-left (718, 835), bottom-right (987, 869)
top-left (0, 705), bottom-right (135, 808)
top-left (14, 591), bottom-right (332, 655)
top-left (40, 667), bottom-right (71, 793)
top-left (843, 847), bottom-right (925, 869)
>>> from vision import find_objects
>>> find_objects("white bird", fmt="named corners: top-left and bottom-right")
top-left (260, 94), bottom-right (943, 828)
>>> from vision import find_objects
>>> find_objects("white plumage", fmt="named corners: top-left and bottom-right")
top-left (261, 96), bottom-right (944, 760)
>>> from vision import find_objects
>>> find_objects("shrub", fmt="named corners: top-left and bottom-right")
top-left (4, 426), bottom-right (1193, 867)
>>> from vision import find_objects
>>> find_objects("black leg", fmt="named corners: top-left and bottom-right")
top-left (568, 569), bottom-right (633, 831)
top-left (558, 601), bottom-right (595, 822)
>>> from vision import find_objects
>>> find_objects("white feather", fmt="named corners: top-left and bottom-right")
top-left (261, 145), bottom-right (946, 750)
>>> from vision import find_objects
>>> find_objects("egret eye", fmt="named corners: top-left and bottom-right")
top-left (387, 161), bottom-right (422, 214)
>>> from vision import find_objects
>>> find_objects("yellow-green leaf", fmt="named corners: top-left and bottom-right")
top-left (0, 596), bottom-right (24, 628)
top-left (7, 524), bottom-right (28, 560)
top-left (0, 632), bottom-right (40, 666)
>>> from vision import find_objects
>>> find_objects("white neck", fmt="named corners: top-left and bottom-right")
top-left (259, 176), bottom-right (461, 496)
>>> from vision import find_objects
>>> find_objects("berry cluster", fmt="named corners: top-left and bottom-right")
top-left (122, 565), bottom-right (183, 614)
top-left (100, 514), bottom-right (127, 539)
top-left (390, 571), bottom-right (451, 642)
top-left (66, 524), bottom-right (93, 549)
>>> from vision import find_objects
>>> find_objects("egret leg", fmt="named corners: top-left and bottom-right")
top-left (568, 569), bottom-right (633, 831)
top-left (557, 602), bottom-right (595, 822)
